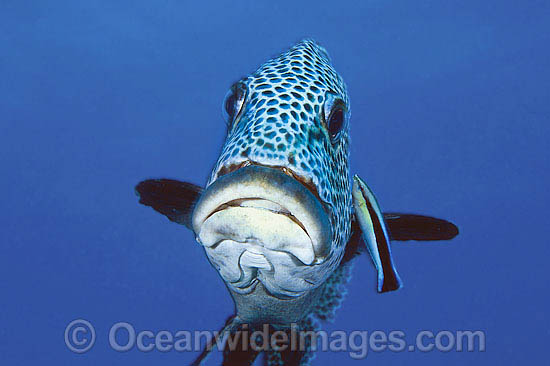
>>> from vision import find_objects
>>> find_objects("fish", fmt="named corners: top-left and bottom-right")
top-left (135, 39), bottom-right (458, 365)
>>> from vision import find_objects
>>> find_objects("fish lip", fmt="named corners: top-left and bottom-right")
top-left (192, 164), bottom-right (332, 262)
top-left (215, 161), bottom-right (329, 211)
top-left (206, 198), bottom-right (309, 234)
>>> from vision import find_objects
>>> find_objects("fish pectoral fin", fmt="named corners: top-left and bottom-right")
top-left (352, 175), bottom-right (402, 293)
top-left (384, 213), bottom-right (459, 241)
top-left (135, 179), bottom-right (203, 230)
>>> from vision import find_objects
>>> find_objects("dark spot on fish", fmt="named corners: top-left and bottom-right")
top-left (291, 92), bottom-right (304, 100)
top-left (241, 147), bottom-right (250, 157)
top-left (254, 108), bottom-right (265, 118)
top-left (280, 94), bottom-right (291, 101)
top-left (288, 152), bottom-right (296, 165)
top-left (307, 126), bottom-right (324, 145)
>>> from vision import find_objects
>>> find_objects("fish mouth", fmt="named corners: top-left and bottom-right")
top-left (215, 161), bottom-right (326, 208)
top-left (192, 165), bottom-right (332, 267)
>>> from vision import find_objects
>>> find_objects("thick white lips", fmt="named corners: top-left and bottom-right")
top-left (192, 165), bottom-right (332, 264)
top-left (199, 202), bottom-right (315, 264)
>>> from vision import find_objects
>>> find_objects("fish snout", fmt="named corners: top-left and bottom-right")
top-left (191, 165), bottom-right (332, 297)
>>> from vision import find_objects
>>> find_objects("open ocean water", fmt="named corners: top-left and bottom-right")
top-left (1, 1), bottom-right (549, 365)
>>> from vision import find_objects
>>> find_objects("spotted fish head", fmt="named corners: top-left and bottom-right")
top-left (192, 40), bottom-right (353, 300)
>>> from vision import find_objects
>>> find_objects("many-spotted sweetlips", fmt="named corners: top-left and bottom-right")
top-left (135, 39), bottom-right (458, 366)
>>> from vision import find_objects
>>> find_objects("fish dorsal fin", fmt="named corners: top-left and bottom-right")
top-left (135, 179), bottom-right (203, 230)
top-left (352, 175), bottom-right (402, 293)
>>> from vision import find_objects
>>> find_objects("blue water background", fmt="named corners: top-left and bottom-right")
top-left (1, 1), bottom-right (549, 364)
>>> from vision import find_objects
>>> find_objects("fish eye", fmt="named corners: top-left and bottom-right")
top-left (222, 82), bottom-right (247, 128)
top-left (323, 94), bottom-right (347, 144)
top-left (328, 105), bottom-right (345, 140)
